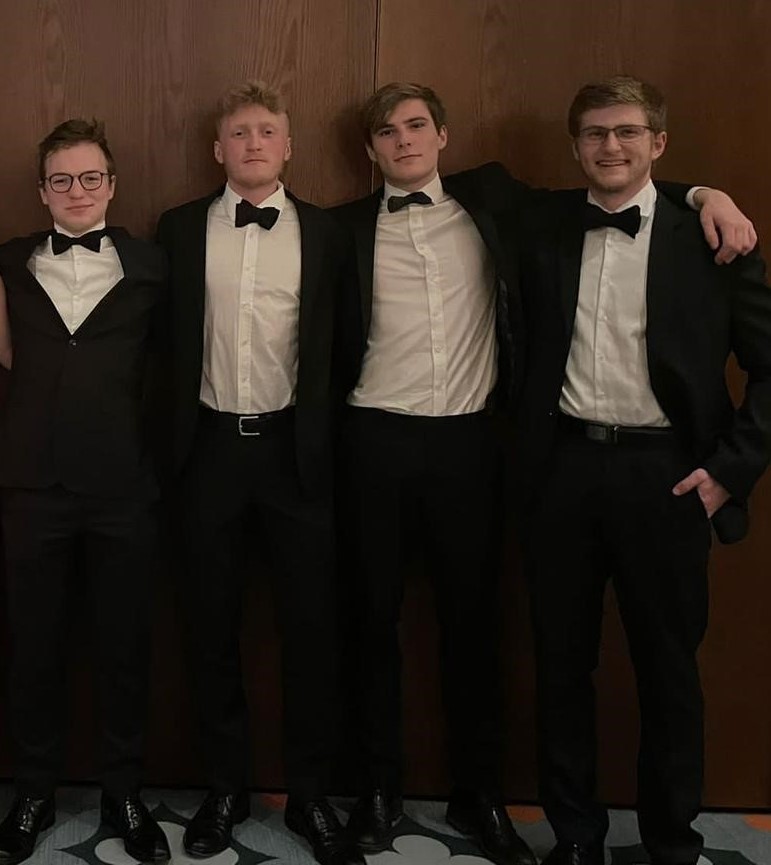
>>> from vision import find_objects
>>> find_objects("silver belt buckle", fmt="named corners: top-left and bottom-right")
top-left (586, 423), bottom-right (619, 444)
top-left (238, 415), bottom-right (262, 436)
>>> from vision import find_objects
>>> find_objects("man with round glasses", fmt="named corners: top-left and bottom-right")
top-left (0, 119), bottom-right (170, 864)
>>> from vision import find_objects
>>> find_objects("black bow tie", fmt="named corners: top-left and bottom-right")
top-left (387, 191), bottom-right (433, 213)
top-left (234, 200), bottom-right (280, 230)
top-left (50, 228), bottom-right (107, 255)
top-left (582, 203), bottom-right (642, 238)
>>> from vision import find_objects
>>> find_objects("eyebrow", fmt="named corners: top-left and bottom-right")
top-left (378, 115), bottom-right (430, 131)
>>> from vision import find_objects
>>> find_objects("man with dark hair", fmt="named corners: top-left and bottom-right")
top-left (515, 75), bottom-right (771, 865)
top-left (156, 81), bottom-right (360, 865)
top-left (0, 118), bottom-right (169, 864)
top-left (332, 80), bottom-right (758, 865)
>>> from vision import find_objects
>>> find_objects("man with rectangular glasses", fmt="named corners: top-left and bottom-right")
top-left (0, 119), bottom-right (169, 865)
top-left (514, 76), bottom-right (771, 865)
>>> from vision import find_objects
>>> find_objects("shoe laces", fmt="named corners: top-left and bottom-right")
top-left (16, 799), bottom-right (46, 833)
top-left (123, 797), bottom-right (142, 829)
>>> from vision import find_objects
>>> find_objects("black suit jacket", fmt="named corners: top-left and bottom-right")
top-left (156, 188), bottom-right (348, 497)
top-left (331, 162), bottom-right (537, 412)
top-left (515, 190), bottom-right (771, 543)
top-left (0, 227), bottom-right (166, 497)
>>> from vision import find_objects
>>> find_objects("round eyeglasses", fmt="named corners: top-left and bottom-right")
top-left (43, 171), bottom-right (112, 193)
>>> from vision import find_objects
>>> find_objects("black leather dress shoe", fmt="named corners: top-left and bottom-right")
top-left (183, 791), bottom-right (250, 858)
top-left (285, 798), bottom-right (365, 865)
top-left (445, 789), bottom-right (537, 865)
top-left (0, 796), bottom-right (55, 865)
top-left (347, 789), bottom-right (404, 852)
top-left (101, 793), bottom-right (170, 862)
top-left (542, 840), bottom-right (605, 865)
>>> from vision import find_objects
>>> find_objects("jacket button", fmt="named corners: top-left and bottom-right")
top-left (69, 338), bottom-right (77, 346)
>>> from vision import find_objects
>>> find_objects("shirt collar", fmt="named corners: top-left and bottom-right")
top-left (587, 178), bottom-right (656, 218)
top-left (221, 182), bottom-right (286, 223)
top-left (52, 220), bottom-right (107, 238)
top-left (382, 173), bottom-right (445, 210)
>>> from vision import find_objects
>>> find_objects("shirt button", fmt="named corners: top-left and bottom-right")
top-left (433, 345), bottom-right (444, 353)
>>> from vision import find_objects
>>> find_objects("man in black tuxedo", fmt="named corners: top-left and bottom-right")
top-left (0, 120), bottom-right (170, 864)
top-left (156, 81), bottom-right (361, 865)
top-left (514, 76), bottom-right (771, 865)
top-left (332, 82), bottom-right (537, 865)
top-left (331, 81), bottom-right (758, 865)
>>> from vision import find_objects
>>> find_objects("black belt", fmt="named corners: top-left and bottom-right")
top-left (199, 405), bottom-right (294, 436)
top-left (558, 412), bottom-right (674, 446)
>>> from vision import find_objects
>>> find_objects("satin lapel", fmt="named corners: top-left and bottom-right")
top-left (645, 194), bottom-right (681, 346)
top-left (444, 176), bottom-right (505, 267)
top-left (556, 208), bottom-right (585, 340)
top-left (292, 195), bottom-right (324, 361)
top-left (5, 233), bottom-right (72, 338)
top-left (353, 193), bottom-right (380, 338)
top-left (179, 200), bottom-right (210, 338)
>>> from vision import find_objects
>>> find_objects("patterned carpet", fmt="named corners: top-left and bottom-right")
top-left (0, 786), bottom-right (769, 865)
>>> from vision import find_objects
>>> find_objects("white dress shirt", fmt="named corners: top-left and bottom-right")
top-left (30, 221), bottom-right (123, 334)
top-left (349, 173), bottom-right (497, 416)
top-left (560, 180), bottom-right (670, 426)
top-left (201, 182), bottom-right (302, 415)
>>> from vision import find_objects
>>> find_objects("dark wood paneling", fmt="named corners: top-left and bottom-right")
top-left (0, 0), bottom-right (375, 241)
top-left (376, 0), bottom-right (771, 807)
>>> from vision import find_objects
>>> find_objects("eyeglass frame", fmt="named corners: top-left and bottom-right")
top-left (41, 171), bottom-right (114, 193)
top-left (575, 124), bottom-right (655, 144)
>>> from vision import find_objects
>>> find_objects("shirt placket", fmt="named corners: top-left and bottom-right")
top-left (593, 232), bottom-right (613, 418)
top-left (70, 249), bottom-right (82, 333)
top-left (410, 209), bottom-right (447, 414)
top-left (237, 227), bottom-right (258, 414)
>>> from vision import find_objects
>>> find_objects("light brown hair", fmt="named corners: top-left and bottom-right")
top-left (568, 75), bottom-right (667, 137)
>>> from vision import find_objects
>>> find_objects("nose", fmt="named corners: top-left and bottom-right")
top-left (68, 179), bottom-right (87, 197)
top-left (601, 129), bottom-right (623, 151)
top-left (395, 129), bottom-right (411, 149)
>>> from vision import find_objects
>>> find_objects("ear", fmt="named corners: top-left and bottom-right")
top-left (651, 130), bottom-right (667, 162)
top-left (365, 141), bottom-right (378, 163)
top-left (437, 125), bottom-right (448, 151)
top-left (213, 140), bottom-right (224, 165)
top-left (284, 136), bottom-right (292, 163)
top-left (571, 139), bottom-right (580, 161)
top-left (39, 182), bottom-right (49, 208)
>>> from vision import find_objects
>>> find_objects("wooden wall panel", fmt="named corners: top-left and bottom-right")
top-left (0, 0), bottom-right (375, 242)
top-left (376, 0), bottom-right (771, 807)
top-left (1, 0), bottom-right (770, 809)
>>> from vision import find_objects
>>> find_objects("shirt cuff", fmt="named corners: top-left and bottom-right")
top-left (686, 186), bottom-right (708, 210)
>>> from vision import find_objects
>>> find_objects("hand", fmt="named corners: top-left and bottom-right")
top-left (694, 188), bottom-right (757, 264)
top-left (672, 467), bottom-right (730, 518)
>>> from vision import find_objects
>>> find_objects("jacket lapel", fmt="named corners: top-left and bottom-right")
top-left (351, 192), bottom-right (380, 338)
top-left (645, 193), bottom-right (682, 344)
top-left (289, 192), bottom-right (323, 365)
top-left (556, 207), bottom-right (585, 340)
